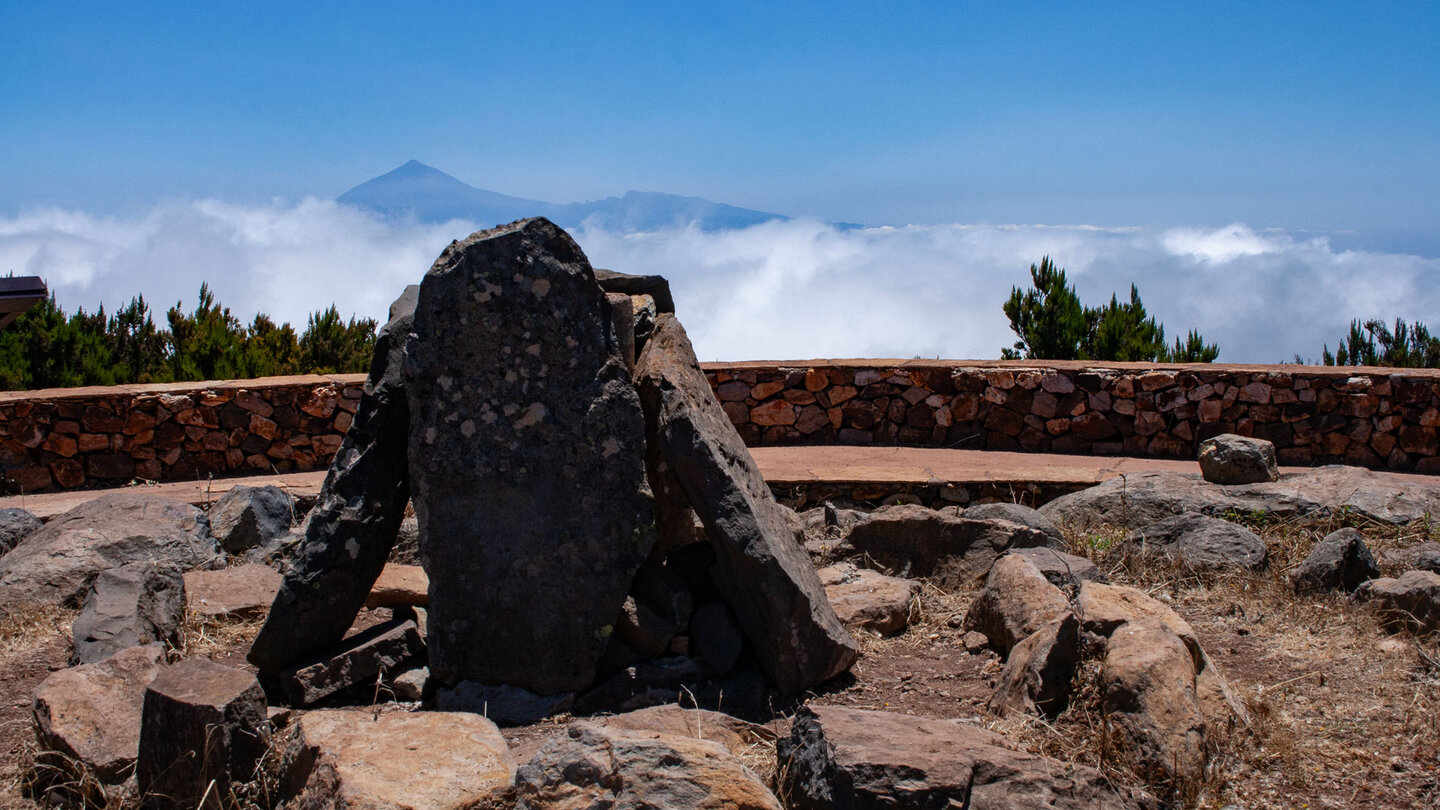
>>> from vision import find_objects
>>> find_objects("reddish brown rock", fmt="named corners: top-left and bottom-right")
top-left (184, 564), bottom-right (283, 618)
top-left (285, 709), bottom-right (514, 810)
top-left (33, 645), bottom-right (165, 784)
top-left (963, 554), bottom-right (1069, 656)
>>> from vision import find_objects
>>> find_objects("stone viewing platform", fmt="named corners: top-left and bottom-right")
top-left (5, 444), bottom-right (1436, 520)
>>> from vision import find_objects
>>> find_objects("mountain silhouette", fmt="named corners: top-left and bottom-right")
top-left (338, 160), bottom-right (786, 232)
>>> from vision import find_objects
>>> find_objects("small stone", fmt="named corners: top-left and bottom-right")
top-left (72, 562), bottom-right (185, 665)
top-left (963, 554), bottom-right (1069, 656)
top-left (1198, 433), bottom-right (1279, 484)
top-left (1356, 570), bottom-right (1440, 634)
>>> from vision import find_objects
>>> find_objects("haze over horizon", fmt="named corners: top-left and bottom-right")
top-left (1, 2), bottom-right (1437, 363)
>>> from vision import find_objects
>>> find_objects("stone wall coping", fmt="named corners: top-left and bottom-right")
top-left (698, 359), bottom-right (1440, 379)
top-left (0, 373), bottom-right (370, 403)
top-left (2, 361), bottom-right (1436, 403)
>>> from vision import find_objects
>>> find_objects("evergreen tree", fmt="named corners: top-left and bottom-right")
top-left (1001, 257), bottom-right (1219, 362)
top-left (1001, 257), bottom-right (1088, 360)
top-left (299, 306), bottom-right (378, 374)
top-left (166, 283), bottom-right (247, 381)
top-left (1323, 318), bottom-right (1440, 368)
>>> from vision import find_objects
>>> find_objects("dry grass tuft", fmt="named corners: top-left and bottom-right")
top-left (0, 603), bottom-right (73, 658)
top-left (180, 611), bottom-right (266, 660)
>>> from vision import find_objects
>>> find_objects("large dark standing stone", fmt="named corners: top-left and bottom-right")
top-left (635, 314), bottom-right (857, 694)
top-left (406, 218), bottom-right (655, 696)
top-left (71, 562), bottom-right (185, 664)
top-left (247, 288), bottom-right (416, 673)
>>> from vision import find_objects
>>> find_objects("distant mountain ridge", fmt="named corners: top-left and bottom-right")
top-left (337, 160), bottom-right (787, 232)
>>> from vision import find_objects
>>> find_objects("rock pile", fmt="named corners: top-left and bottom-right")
top-left (248, 218), bottom-right (857, 713)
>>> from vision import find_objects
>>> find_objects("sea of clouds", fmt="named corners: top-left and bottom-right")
top-left (2, 197), bottom-right (1437, 364)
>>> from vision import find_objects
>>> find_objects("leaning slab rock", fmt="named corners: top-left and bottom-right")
top-left (407, 218), bottom-right (656, 696)
top-left (636, 313), bottom-right (858, 693)
top-left (248, 286), bottom-right (417, 673)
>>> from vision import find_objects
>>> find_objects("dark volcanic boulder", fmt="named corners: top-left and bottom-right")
top-left (0, 507), bottom-right (41, 554)
top-left (1127, 513), bottom-right (1268, 571)
top-left (636, 314), bottom-right (857, 694)
top-left (0, 494), bottom-right (219, 606)
top-left (1198, 433), bottom-right (1278, 485)
top-left (1291, 527), bottom-right (1379, 593)
top-left (839, 505), bottom-right (1054, 588)
top-left (778, 705), bottom-right (1152, 809)
top-left (406, 218), bottom-right (655, 696)
top-left (206, 485), bottom-right (294, 554)
top-left (71, 562), bottom-right (185, 665)
top-left (248, 287), bottom-right (416, 673)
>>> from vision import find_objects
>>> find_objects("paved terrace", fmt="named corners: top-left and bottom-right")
top-left (4, 446), bottom-right (1436, 520)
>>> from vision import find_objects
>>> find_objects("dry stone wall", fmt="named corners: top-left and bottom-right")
top-left (0, 375), bottom-right (365, 492)
top-left (703, 360), bottom-right (1440, 474)
top-left (2, 360), bottom-right (1439, 492)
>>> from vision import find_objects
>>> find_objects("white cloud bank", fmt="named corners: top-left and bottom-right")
top-left (2, 198), bottom-right (1437, 364)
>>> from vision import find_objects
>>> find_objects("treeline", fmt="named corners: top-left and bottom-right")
top-left (1320, 318), bottom-right (1440, 369)
top-left (0, 284), bottom-right (377, 390)
top-left (1001, 257), bottom-right (1219, 363)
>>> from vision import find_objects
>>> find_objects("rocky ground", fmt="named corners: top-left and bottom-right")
top-left (1, 499), bottom-right (1436, 809)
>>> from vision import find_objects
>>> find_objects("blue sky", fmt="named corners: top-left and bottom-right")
top-left (3, 3), bottom-right (1439, 363)
top-left (3, 2), bottom-right (1437, 245)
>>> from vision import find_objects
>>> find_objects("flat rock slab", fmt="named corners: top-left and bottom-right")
top-left (963, 502), bottom-right (1065, 546)
top-left (636, 313), bottom-right (857, 693)
top-left (285, 709), bottom-right (515, 810)
top-left (281, 617), bottom-right (424, 707)
top-left (0, 493), bottom-right (220, 606)
top-left (363, 563), bottom-right (428, 609)
top-left (587, 704), bottom-right (775, 758)
top-left (247, 288), bottom-right (416, 673)
top-left (516, 721), bottom-right (781, 810)
top-left (32, 644), bottom-right (165, 783)
top-left (818, 563), bottom-right (916, 635)
top-left (838, 504), bottom-right (1055, 588)
top-left (1042, 465), bottom-right (1440, 530)
top-left (407, 218), bottom-right (655, 696)
top-left (184, 564), bottom-right (282, 619)
top-left (778, 705), bottom-right (1152, 809)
